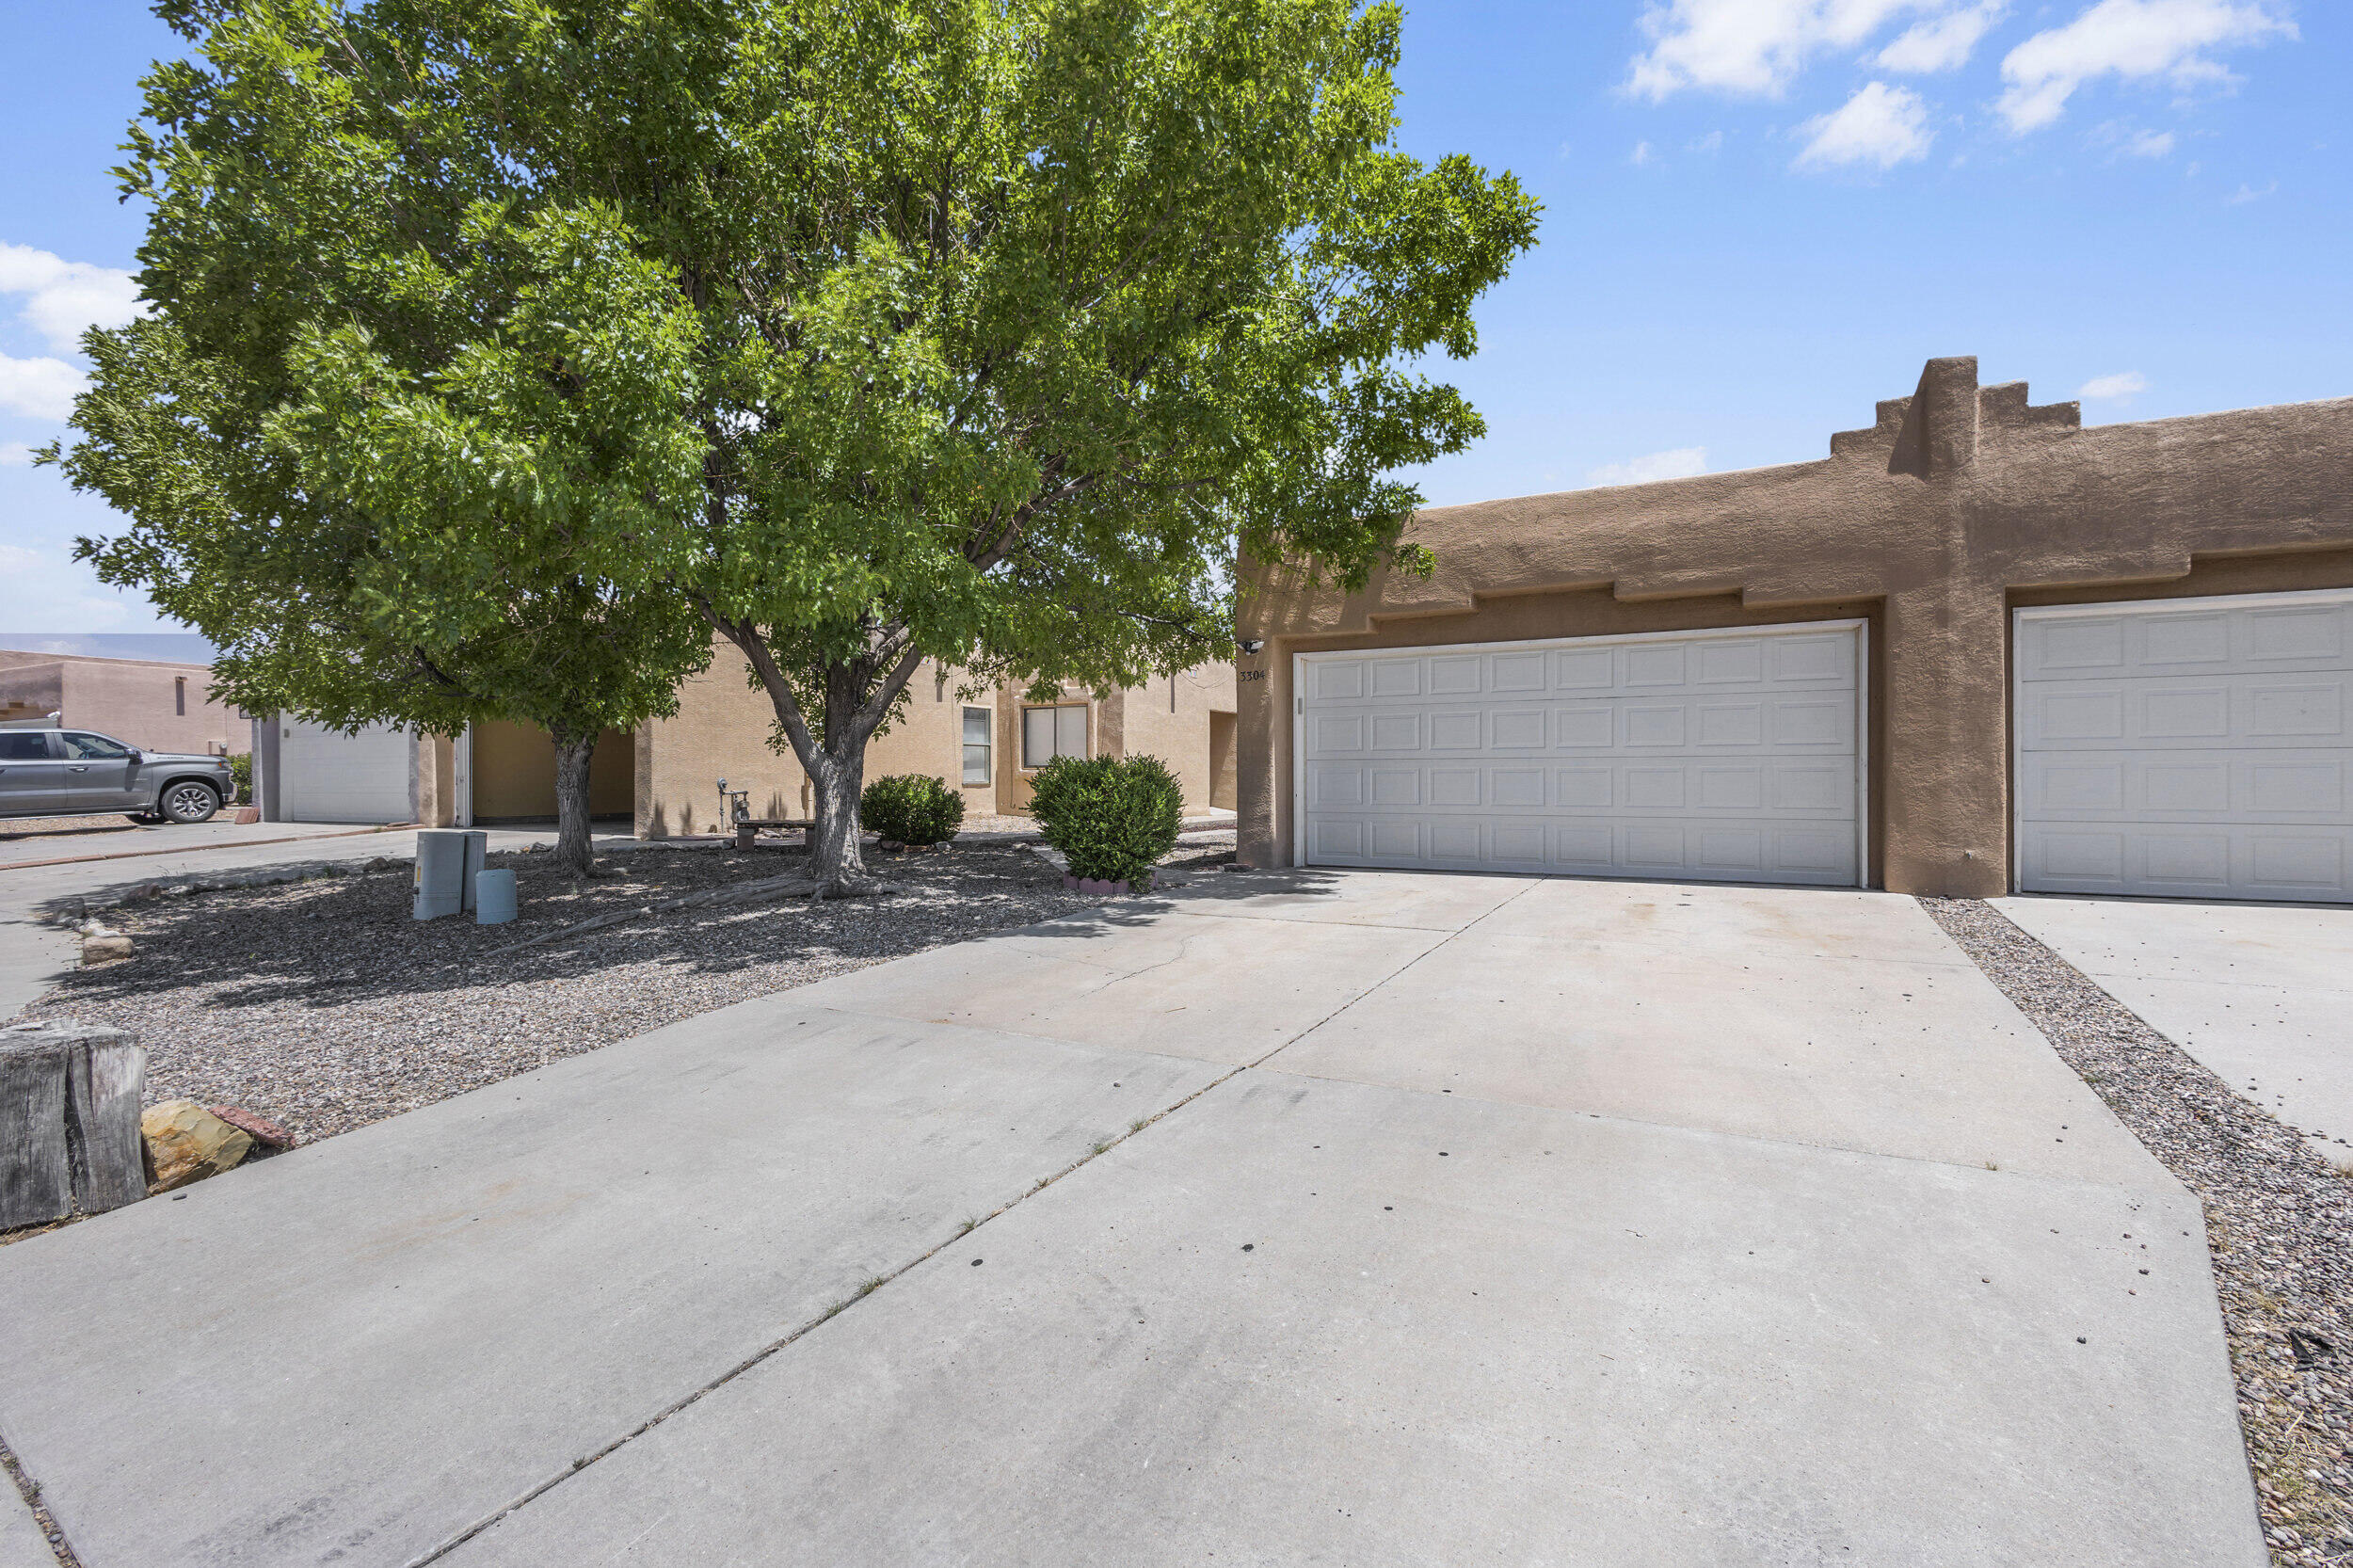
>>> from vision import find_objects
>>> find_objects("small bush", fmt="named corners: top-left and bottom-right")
top-left (226, 752), bottom-right (252, 804)
top-left (861, 774), bottom-right (966, 845)
top-left (1028, 754), bottom-right (1183, 887)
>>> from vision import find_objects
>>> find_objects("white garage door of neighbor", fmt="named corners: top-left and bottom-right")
top-left (1296, 622), bottom-right (1866, 887)
top-left (2016, 589), bottom-right (2353, 903)
top-left (278, 717), bottom-right (413, 824)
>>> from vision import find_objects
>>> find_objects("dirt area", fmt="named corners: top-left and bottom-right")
top-left (27, 834), bottom-right (1237, 1147)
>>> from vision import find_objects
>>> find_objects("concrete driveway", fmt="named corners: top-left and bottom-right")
top-left (1994, 894), bottom-right (2353, 1165)
top-left (0, 872), bottom-right (2262, 1566)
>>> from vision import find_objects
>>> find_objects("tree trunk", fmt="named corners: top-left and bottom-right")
top-left (552, 728), bottom-right (598, 878)
top-left (711, 627), bottom-right (923, 899)
top-left (804, 744), bottom-right (869, 897)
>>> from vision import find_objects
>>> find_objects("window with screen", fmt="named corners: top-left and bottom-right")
top-left (1021, 704), bottom-right (1087, 768)
top-left (961, 707), bottom-right (992, 786)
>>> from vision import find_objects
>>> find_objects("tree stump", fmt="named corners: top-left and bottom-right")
top-left (1, 1018), bottom-right (148, 1229)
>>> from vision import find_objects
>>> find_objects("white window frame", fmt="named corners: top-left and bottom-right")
top-left (961, 706), bottom-right (994, 787)
top-left (1022, 703), bottom-right (1089, 770)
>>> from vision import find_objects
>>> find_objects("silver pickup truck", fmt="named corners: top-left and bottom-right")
top-left (0, 728), bottom-right (235, 824)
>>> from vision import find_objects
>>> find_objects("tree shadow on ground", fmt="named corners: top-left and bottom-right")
top-left (36, 841), bottom-right (1306, 1016)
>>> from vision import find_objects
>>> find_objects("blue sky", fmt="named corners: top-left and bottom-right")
top-left (1, 0), bottom-right (2344, 634)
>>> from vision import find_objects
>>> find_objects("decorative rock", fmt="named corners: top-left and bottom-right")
top-left (141, 1100), bottom-right (252, 1192)
top-left (1, 1018), bottom-right (148, 1227)
top-left (232, 806), bottom-right (260, 824)
top-left (82, 933), bottom-right (134, 966)
top-left (207, 1105), bottom-right (296, 1149)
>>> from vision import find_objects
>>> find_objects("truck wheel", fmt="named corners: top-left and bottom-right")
top-left (160, 781), bottom-right (221, 824)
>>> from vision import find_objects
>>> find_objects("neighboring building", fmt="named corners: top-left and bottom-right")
top-left (635, 651), bottom-right (1238, 838)
top-left (256, 651), bottom-right (1238, 831)
top-left (1237, 357), bottom-right (2353, 904)
top-left (0, 650), bottom-right (242, 756)
top-left (254, 716), bottom-right (633, 826)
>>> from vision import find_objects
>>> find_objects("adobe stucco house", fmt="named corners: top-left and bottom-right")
top-left (0, 650), bottom-right (242, 755)
top-left (633, 652), bottom-right (1239, 838)
top-left (260, 654), bottom-right (1237, 830)
top-left (1238, 357), bottom-right (2353, 904)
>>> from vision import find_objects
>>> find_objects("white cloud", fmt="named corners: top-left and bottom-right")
top-left (1794, 82), bottom-right (1934, 169)
top-left (2101, 122), bottom-right (2178, 156)
top-left (1583, 446), bottom-right (1709, 488)
top-left (0, 441), bottom-right (38, 466)
top-left (1877, 3), bottom-right (2007, 72)
top-left (2078, 370), bottom-right (2148, 399)
top-left (1997, 0), bottom-right (2295, 133)
top-left (1689, 130), bottom-right (1726, 153)
top-left (1631, 140), bottom-right (1657, 165)
top-left (0, 354), bottom-right (84, 421)
top-left (1629, 1), bottom-right (1988, 99)
top-left (0, 244), bottom-right (141, 355)
top-left (2225, 178), bottom-right (2277, 203)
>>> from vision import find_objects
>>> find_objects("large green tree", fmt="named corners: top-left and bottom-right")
top-left (66, 0), bottom-right (1537, 893)
top-left (59, 216), bottom-right (714, 875)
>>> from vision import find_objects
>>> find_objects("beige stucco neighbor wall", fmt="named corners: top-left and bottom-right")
top-left (638, 640), bottom-right (1238, 835)
top-left (0, 652), bottom-right (242, 755)
top-left (1111, 664), bottom-right (1240, 811)
top-left (1237, 357), bottom-right (2353, 896)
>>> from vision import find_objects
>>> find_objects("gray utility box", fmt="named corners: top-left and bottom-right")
top-left (413, 829), bottom-right (488, 920)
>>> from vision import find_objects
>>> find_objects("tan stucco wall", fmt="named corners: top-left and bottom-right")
top-left (470, 720), bottom-right (633, 819)
top-left (1238, 357), bottom-right (2353, 896)
top-left (1111, 663), bottom-right (1239, 811)
top-left (638, 642), bottom-right (1237, 835)
top-left (0, 652), bottom-right (242, 755)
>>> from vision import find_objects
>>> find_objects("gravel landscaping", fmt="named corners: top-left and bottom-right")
top-left (20, 834), bottom-right (1237, 1147)
top-left (1923, 897), bottom-right (2353, 1568)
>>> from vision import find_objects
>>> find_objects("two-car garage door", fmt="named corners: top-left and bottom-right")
top-left (2016, 590), bottom-right (2353, 903)
top-left (1296, 622), bottom-right (1865, 887)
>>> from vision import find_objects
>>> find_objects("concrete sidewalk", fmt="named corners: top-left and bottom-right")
top-left (0, 872), bottom-right (2264, 1566)
top-left (1994, 894), bottom-right (2353, 1165)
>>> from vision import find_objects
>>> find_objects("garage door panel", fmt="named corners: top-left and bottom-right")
top-left (2018, 592), bottom-right (2353, 902)
top-left (2021, 672), bottom-right (2350, 750)
top-left (278, 718), bottom-right (412, 824)
top-left (2023, 747), bottom-right (2348, 824)
top-left (2023, 824), bottom-right (2353, 901)
top-left (2021, 599), bottom-right (2353, 680)
top-left (1301, 624), bottom-right (1864, 888)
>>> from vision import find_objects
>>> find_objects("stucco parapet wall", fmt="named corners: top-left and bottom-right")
top-left (1243, 368), bottom-right (2353, 638)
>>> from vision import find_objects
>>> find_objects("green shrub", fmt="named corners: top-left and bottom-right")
top-left (226, 752), bottom-right (252, 804)
top-left (860, 774), bottom-right (966, 845)
top-left (1027, 754), bottom-right (1183, 888)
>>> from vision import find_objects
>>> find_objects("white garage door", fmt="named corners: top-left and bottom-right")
top-left (277, 717), bottom-right (414, 824)
top-left (2016, 590), bottom-right (2353, 903)
top-left (1296, 622), bottom-right (1865, 887)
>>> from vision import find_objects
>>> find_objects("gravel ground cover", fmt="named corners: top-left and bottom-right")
top-left (22, 833), bottom-right (1238, 1147)
top-left (1923, 897), bottom-right (2353, 1568)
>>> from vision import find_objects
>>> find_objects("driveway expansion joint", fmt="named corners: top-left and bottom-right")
top-left (1, 1429), bottom-right (79, 1568)
top-left (401, 900), bottom-right (1480, 1566)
